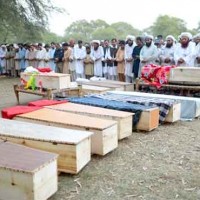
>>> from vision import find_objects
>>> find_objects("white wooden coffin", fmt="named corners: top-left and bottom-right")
top-left (20, 72), bottom-right (71, 89)
top-left (0, 140), bottom-right (58, 200)
top-left (0, 118), bottom-right (92, 174)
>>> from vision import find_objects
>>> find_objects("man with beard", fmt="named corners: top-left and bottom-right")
top-left (91, 40), bottom-right (104, 77)
top-left (102, 40), bottom-right (112, 79)
top-left (193, 33), bottom-right (200, 67)
top-left (36, 43), bottom-right (47, 68)
top-left (174, 32), bottom-right (195, 67)
top-left (62, 43), bottom-right (72, 74)
top-left (159, 35), bottom-right (176, 66)
top-left (74, 40), bottom-right (86, 78)
top-left (110, 38), bottom-right (118, 80)
top-left (49, 42), bottom-right (56, 71)
top-left (132, 37), bottom-right (143, 79)
top-left (125, 35), bottom-right (136, 83)
top-left (140, 35), bottom-right (158, 68)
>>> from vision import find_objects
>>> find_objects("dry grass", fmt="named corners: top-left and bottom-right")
top-left (1, 77), bottom-right (200, 200)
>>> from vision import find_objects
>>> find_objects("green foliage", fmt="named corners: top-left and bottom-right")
top-left (64, 19), bottom-right (140, 42)
top-left (0, 0), bottom-right (61, 43)
top-left (147, 15), bottom-right (188, 38)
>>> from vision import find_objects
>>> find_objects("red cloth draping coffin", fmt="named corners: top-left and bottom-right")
top-left (1, 106), bottom-right (41, 119)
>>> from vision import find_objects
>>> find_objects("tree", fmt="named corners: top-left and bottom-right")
top-left (0, 0), bottom-right (61, 43)
top-left (148, 15), bottom-right (188, 38)
top-left (92, 27), bottom-right (118, 40)
top-left (110, 22), bottom-right (141, 39)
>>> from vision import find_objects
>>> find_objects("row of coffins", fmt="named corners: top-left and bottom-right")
top-left (2, 88), bottom-right (200, 199)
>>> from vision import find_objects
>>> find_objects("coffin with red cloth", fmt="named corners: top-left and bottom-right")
top-left (1, 106), bottom-right (41, 119)
top-left (141, 64), bottom-right (176, 89)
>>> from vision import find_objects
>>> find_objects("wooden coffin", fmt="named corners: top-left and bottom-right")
top-left (96, 80), bottom-right (134, 91)
top-left (77, 81), bottom-right (124, 91)
top-left (0, 140), bottom-right (58, 200)
top-left (46, 103), bottom-right (134, 140)
top-left (136, 107), bottom-right (159, 131)
top-left (81, 85), bottom-right (112, 96)
top-left (0, 118), bottom-right (92, 174)
top-left (165, 103), bottom-right (181, 123)
top-left (169, 67), bottom-right (200, 85)
top-left (14, 108), bottom-right (118, 156)
top-left (20, 72), bottom-right (71, 89)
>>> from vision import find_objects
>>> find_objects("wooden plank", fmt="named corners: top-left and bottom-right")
top-left (14, 108), bottom-right (118, 156)
top-left (21, 72), bottom-right (71, 89)
top-left (0, 141), bottom-right (57, 200)
top-left (46, 103), bottom-right (134, 140)
top-left (81, 85), bottom-right (112, 96)
top-left (0, 118), bottom-right (92, 174)
top-left (169, 67), bottom-right (200, 84)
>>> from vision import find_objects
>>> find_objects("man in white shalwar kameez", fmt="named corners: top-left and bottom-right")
top-left (159, 35), bottom-right (176, 66)
top-left (91, 40), bottom-right (104, 77)
top-left (102, 40), bottom-right (112, 79)
top-left (74, 40), bottom-right (86, 78)
top-left (125, 35), bottom-right (136, 83)
top-left (174, 32), bottom-right (195, 67)
top-left (36, 43), bottom-right (47, 68)
top-left (0, 45), bottom-right (7, 75)
top-left (139, 35), bottom-right (158, 77)
top-left (193, 33), bottom-right (200, 67)
top-left (49, 43), bottom-right (56, 71)
top-left (24, 45), bottom-right (30, 68)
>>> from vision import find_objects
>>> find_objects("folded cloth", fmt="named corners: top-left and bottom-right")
top-left (28, 99), bottom-right (68, 107)
top-left (1, 106), bottom-right (41, 119)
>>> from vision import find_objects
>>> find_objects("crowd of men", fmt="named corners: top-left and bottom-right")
top-left (0, 31), bottom-right (200, 83)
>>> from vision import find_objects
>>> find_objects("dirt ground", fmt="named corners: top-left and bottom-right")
top-left (1, 77), bottom-right (200, 200)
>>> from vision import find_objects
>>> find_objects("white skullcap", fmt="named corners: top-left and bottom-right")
top-left (92, 40), bottom-right (100, 45)
top-left (193, 33), bottom-right (200, 40)
top-left (180, 32), bottom-right (193, 40)
top-left (145, 35), bottom-right (154, 40)
top-left (166, 35), bottom-right (176, 41)
top-left (126, 35), bottom-right (135, 41)
top-left (1, 45), bottom-right (6, 48)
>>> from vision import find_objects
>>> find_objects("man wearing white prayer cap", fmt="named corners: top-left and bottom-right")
top-left (90, 40), bottom-right (104, 77)
top-left (159, 35), bottom-right (176, 66)
top-left (174, 32), bottom-right (195, 67)
top-left (193, 33), bottom-right (200, 67)
top-left (139, 35), bottom-right (158, 76)
top-left (124, 35), bottom-right (136, 83)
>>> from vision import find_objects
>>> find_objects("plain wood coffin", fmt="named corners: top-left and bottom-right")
top-left (14, 108), bottom-right (118, 156)
top-left (0, 118), bottom-right (92, 174)
top-left (109, 91), bottom-right (200, 120)
top-left (165, 103), bottom-right (181, 123)
top-left (94, 80), bottom-right (134, 91)
top-left (77, 81), bottom-right (124, 91)
top-left (46, 103), bottom-right (134, 140)
top-left (136, 107), bottom-right (159, 131)
top-left (20, 72), bottom-right (71, 89)
top-left (0, 140), bottom-right (58, 200)
top-left (81, 85), bottom-right (112, 96)
top-left (169, 67), bottom-right (200, 84)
